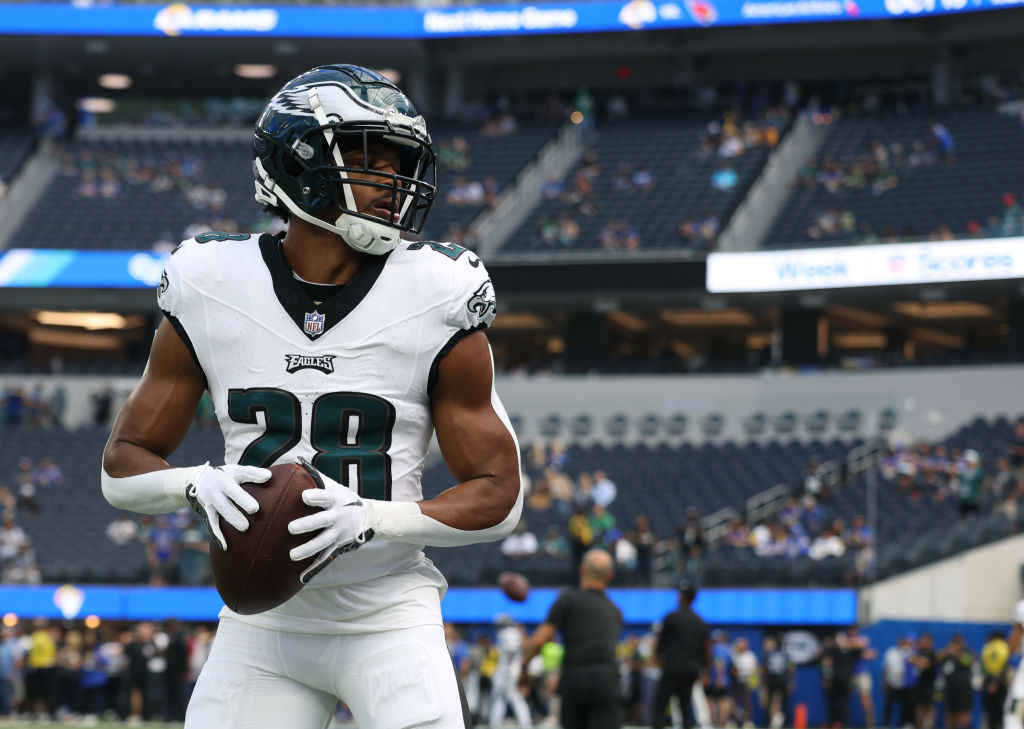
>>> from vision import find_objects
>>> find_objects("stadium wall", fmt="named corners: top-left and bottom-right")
top-left (860, 533), bottom-right (1024, 623)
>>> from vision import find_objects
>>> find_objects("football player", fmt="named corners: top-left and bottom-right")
top-left (101, 64), bottom-right (523, 729)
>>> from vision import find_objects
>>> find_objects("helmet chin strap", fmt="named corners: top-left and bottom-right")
top-left (254, 157), bottom-right (400, 255)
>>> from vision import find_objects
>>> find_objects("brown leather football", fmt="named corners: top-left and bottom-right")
top-left (209, 462), bottom-right (321, 615)
top-left (498, 571), bottom-right (530, 602)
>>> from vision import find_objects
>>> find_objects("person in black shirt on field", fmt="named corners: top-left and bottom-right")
top-left (651, 578), bottom-right (709, 729)
top-left (821, 631), bottom-right (863, 728)
top-left (912, 633), bottom-right (938, 729)
top-left (524, 549), bottom-right (624, 729)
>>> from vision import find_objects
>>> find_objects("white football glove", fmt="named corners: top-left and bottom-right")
top-left (287, 458), bottom-right (376, 584)
top-left (184, 463), bottom-right (272, 551)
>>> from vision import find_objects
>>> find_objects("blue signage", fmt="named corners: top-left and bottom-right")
top-left (0, 249), bottom-right (167, 289)
top-left (0, 0), bottom-right (1017, 39)
top-left (0, 584), bottom-right (857, 625)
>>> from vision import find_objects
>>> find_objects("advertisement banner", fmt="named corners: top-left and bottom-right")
top-left (0, 0), bottom-right (1013, 39)
top-left (706, 238), bottom-right (1024, 293)
top-left (0, 249), bottom-right (168, 289)
top-left (0, 584), bottom-right (857, 624)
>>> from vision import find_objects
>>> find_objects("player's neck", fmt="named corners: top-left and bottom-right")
top-left (281, 220), bottom-right (367, 286)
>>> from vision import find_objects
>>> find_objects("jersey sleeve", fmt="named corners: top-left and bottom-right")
top-left (155, 239), bottom-right (203, 368)
top-left (445, 254), bottom-right (496, 333)
top-left (156, 242), bottom-right (188, 320)
top-left (1013, 600), bottom-right (1024, 626)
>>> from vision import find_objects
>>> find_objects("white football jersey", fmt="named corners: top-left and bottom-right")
top-left (158, 231), bottom-right (497, 632)
top-left (1012, 600), bottom-right (1024, 700)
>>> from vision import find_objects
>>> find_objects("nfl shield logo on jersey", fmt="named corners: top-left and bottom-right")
top-left (303, 310), bottom-right (325, 337)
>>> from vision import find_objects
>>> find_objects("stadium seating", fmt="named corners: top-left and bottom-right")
top-left (12, 138), bottom-right (255, 250)
top-left (2, 408), bottom-right (1018, 588)
top-left (764, 107), bottom-right (1024, 247)
top-left (502, 113), bottom-right (780, 253)
top-left (421, 122), bottom-right (559, 243)
top-left (7, 122), bottom-right (557, 251)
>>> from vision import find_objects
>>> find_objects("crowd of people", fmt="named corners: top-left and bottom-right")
top-left (881, 424), bottom-right (1024, 520)
top-left (0, 456), bottom-right (63, 585)
top-left (0, 618), bottom-right (213, 724)
top-left (444, 618), bottom-right (1018, 729)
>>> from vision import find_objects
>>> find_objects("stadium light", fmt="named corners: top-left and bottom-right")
top-left (98, 73), bottom-right (132, 90)
top-left (234, 63), bottom-right (277, 79)
top-left (32, 310), bottom-right (134, 330)
top-left (75, 97), bottom-right (116, 113)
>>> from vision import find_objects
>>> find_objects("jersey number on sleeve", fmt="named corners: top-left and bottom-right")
top-left (227, 388), bottom-right (396, 500)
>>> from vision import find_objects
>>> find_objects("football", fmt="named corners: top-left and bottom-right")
top-left (209, 462), bottom-right (321, 615)
top-left (498, 571), bottom-right (530, 602)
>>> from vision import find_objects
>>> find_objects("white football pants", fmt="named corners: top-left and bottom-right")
top-left (185, 617), bottom-right (464, 729)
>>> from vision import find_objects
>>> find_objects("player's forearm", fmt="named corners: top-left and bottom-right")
top-left (365, 473), bottom-right (523, 547)
top-left (101, 440), bottom-right (197, 514)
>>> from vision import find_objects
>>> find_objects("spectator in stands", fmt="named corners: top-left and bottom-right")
top-left (958, 449), bottom-right (984, 517)
top-left (809, 526), bottom-right (846, 561)
top-left (567, 506), bottom-right (594, 572)
top-left (575, 472), bottom-right (595, 511)
top-left (546, 468), bottom-right (574, 514)
top-left (541, 526), bottom-right (569, 560)
top-left (144, 515), bottom-right (179, 586)
top-left (527, 475), bottom-right (553, 512)
top-left (557, 214), bottom-right (581, 246)
top-left (1009, 421), bottom-right (1024, 477)
top-left (711, 163), bottom-right (738, 192)
top-left (106, 512), bottom-right (139, 546)
top-left (501, 520), bottom-right (539, 560)
top-left (13, 458), bottom-right (39, 516)
top-left (723, 517), bottom-right (750, 549)
top-left (542, 177), bottom-right (565, 200)
top-left (178, 523), bottom-right (212, 586)
top-left (588, 503), bottom-right (616, 545)
top-left (0, 487), bottom-right (13, 519)
top-left (437, 136), bottom-right (471, 171)
top-left (5, 542), bottom-right (40, 584)
top-left (592, 470), bottom-right (617, 508)
top-left (929, 122), bottom-right (955, 164)
top-left (34, 457), bottom-right (62, 488)
top-left (91, 387), bottom-right (113, 426)
top-left (447, 177), bottom-right (487, 206)
top-left (631, 166), bottom-right (655, 192)
top-left (992, 457), bottom-right (1021, 517)
top-left (632, 515), bottom-right (657, 586)
top-left (481, 111), bottom-right (518, 137)
top-left (0, 515), bottom-right (28, 569)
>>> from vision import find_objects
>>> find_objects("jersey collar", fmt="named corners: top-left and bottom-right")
top-left (259, 232), bottom-right (391, 342)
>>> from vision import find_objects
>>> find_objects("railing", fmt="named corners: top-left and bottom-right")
top-left (702, 506), bottom-right (740, 545)
top-left (745, 483), bottom-right (791, 525)
top-left (474, 119), bottom-right (587, 258)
